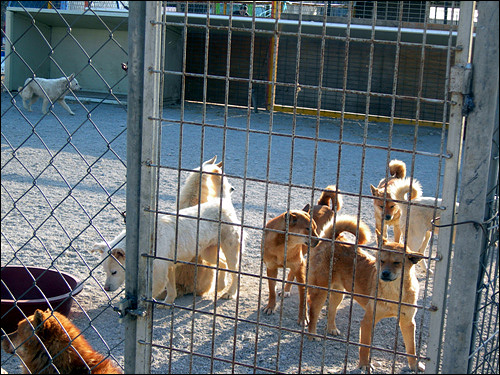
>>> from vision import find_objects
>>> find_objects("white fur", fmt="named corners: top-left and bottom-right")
top-left (18, 74), bottom-right (81, 115)
top-left (93, 230), bottom-right (126, 292)
top-left (390, 177), bottom-right (459, 271)
top-left (95, 171), bottom-right (244, 303)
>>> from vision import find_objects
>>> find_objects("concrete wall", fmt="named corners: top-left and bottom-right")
top-left (5, 10), bottom-right (51, 90)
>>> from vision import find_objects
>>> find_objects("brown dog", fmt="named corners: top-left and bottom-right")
top-left (262, 210), bottom-right (320, 325)
top-left (370, 159), bottom-right (406, 242)
top-left (279, 185), bottom-right (343, 299)
top-left (307, 216), bottom-right (425, 372)
top-left (306, 184), bottom-right (343, 231)
top-left (1, 309), bottom-right (122, 374)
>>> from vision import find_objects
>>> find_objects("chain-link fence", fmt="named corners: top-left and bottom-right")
top-left (1, 1), bottom-right (498, 374)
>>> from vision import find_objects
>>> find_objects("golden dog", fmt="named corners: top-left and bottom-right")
top-left (307, 216), bottom-right (425, 372)
top-left (370, 159), bottom-right (406, 242)
top-left (2, 309), bottom-right (121, 374)
top-left (262, 210), bottom-right (320, 325)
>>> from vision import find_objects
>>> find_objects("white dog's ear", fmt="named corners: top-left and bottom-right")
top-left (91, 242), bottom-right (107, 254)
top-left (203, 155), bottom-right (217, 166)
top-left (111, 248), bottom-right (126, 262)
top-left (68, 73), bottom-right (75, 81)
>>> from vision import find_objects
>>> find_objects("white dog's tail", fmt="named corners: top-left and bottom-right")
top-left (390, 177), bottom-right (423, 202)
top-left (389, 159), bottom-right (406, 179)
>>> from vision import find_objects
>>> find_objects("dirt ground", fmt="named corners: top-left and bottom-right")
top-left (1, 92), bottom-right (446, 373)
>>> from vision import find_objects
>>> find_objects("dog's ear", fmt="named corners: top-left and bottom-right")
top-left (407, 252), bottom-right (424, 265)
top-left (203, 155), bottom-right (217, 166)
top-left (302, 203), bottom-right (310, 213)
top-left (92, 242), bottom-right (107, 254)
top-left (33, 309), bottom-right (45, 329)
top-left (111, 248), bottom-right (126, 262)
top-left (68, 73), bottom-right (75, 81)
top-left (216, 161), bottom-right (223, 168)
top-left (283, 212), bottom-right (297, 226)
top-left (370, 184), bottom-right (378, 195)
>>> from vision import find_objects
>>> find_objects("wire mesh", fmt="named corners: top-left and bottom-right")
top-left (1, 1), bottom-right (128, 373)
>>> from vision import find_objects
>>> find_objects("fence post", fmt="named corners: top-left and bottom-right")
top-left (425, 1), bottom-right (476, 373)
top-left (125, 1), bottom-right (162, 373)
top-left (441, 2), bottom-right (499, 373)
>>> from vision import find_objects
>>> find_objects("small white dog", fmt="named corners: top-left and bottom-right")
top-left (390, 177), bottom-right (459, 270)
top-left (18, 74), bottom-right (81, 115)
top-left (94, 173), bottom-right (244, 304)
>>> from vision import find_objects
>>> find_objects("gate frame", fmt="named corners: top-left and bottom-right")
top-left (124, 2), bottom-right (163, 374)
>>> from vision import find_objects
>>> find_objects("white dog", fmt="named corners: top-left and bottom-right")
top-left (94, 170), bottom-right (244, 304)
top-left (175, 155), bottom-right (229, 297)
top-left (18, 74), bottom-right (81, 115)
top-left (390, 177), bottom-right (459, 270)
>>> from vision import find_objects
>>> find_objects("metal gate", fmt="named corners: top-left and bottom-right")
top-left (2, 1), bottom-right (498, 374)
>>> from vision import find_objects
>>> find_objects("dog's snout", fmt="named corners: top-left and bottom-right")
top-left (104, 285), bottom-right (110, 291)
top-left (384, 214), bottom-right (392, 220)
top-left (380, 270), bottom-right (393, 281)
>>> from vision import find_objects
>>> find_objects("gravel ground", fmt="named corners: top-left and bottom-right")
top-left (1, 91), bottom-right (446, 373)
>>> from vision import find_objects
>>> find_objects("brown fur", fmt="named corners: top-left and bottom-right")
top-left (1, 309), bottom-right (121, 374)
top-left (175, 155), bottom-right (228, 297)
top-left (307, 217), bottom-right (425, 371)
top-left (262, 210), bottom-right (320, 325)
top-left (370, 159), bottom-right (406, 242)
top-left (308, 184), bottom-right (343, 231)
top-left (280, 185), bottom-right (343, 298)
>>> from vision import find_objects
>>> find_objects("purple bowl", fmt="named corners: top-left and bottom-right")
top-left (1, 266), bottom-right (84, 334)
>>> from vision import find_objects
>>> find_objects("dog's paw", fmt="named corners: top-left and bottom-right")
top-left (277, 290), bottom-right (291, 298)
top-left (220, 291), bottom-right (235, 300)
top-left (262, 304), bottom-right (276, 315)
top-left (327, 327), bottom-right (341, 336)
top-left (297, 318), bottom-right (308, 326)
top-left (306, 332), bottom-right (321, 341)
top-left (358, 364), bottom-right (374, 373)
top-left (408, 361), bottom-right (425, 373)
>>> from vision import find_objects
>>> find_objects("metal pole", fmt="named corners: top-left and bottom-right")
top-left (442, 2), bottom-right (499, 373)
top-left (425, 1), bottom-right (476, 373)
top-left (125, 2), bottom-right (162, 373)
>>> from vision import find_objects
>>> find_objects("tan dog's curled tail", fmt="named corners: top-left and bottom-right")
top-left (389, 159), bottom-right (406, 179)
top-left (317, 185), bottom-right (343, 212)
top-left (390, 177), bottom-right (422, 202)
top-left (321, 215), bottom-right (371, 245)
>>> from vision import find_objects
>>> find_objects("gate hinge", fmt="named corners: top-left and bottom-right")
top-left (450, 63), bottom-right (475, 116)
top-left (113, 296), bottom-right (146, 321)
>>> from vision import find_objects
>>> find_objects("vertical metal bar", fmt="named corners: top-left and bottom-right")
top-left (125, 2), bottom-right (162, 373)
top-left (425, 1), bottom-right (476, 373)
top-left (442, 2), bottom-right (499, 373)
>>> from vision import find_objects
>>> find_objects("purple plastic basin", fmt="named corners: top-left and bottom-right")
top-left (1, 266), bottom-right (84, 334)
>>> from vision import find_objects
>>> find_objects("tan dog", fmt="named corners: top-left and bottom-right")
top-left (1, 309), bottom-right (122, 374)
top-left (370, 159), bottom-right (406, 242)
top-left (280, 185), bottom-right (343, 298)
top-left (307, 184), bottom-right (343, 231)
top-left (390, 177), bottom-right (458, 271)
top-left (18, 74), bottom-right (81, 115)
top-left (262, 210), bottom-right (320, 325)
top-left (307, 216), bottom-right (425, 372)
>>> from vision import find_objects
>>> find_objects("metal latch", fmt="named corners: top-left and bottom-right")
top-left (450, 63), bottom-right (475, 116)
top-left (113, 296), bottom-right (146, 321)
